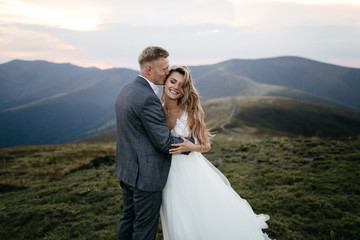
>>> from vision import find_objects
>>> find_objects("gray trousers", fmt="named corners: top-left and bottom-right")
top-left (117, 181), bottom-right (162, 240)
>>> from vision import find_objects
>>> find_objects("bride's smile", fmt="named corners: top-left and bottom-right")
top-left (169, 89), bottom-right (179, 95)
top-left (164, 71), bottom-right (184, 100)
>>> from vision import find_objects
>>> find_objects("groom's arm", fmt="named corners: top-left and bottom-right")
top-left (141, 95), bottom-right (188, 154)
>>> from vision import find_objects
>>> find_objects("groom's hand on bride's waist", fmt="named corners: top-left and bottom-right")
top-left (169, 136), bottom-right (195, 155)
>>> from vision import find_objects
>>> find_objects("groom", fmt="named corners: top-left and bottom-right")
top-left (115, 46), bottom-right (180, 240)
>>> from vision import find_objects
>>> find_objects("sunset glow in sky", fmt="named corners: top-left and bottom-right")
top-left (0, 0), bottom-right (359, 69)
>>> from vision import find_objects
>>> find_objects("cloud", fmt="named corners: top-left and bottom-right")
top-left (98, 0), bottom-right (236, 26)
top-left (0, 25), bottom-right (75, 51)
top-left (0, 0), bottom-right (108, 31)
top-left (230, 1), bottom-right (360, 28)
top-left (0, 0), bottom-right (359, 69)
top-left (0, 25), bottom-right (84, 65)
top-left (228, 0), bottom-right (360, 5)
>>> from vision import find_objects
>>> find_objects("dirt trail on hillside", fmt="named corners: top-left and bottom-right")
top-left (219, 98), bottom-right (242, 139)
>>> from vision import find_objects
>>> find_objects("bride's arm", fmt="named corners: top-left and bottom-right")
top-left (169, 136), bottom-right (211, 154)
top-left (193, 141), bottom-right (211, 153)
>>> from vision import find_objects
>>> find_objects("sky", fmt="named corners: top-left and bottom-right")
top-left (1, 0), bottom-right (360, 70)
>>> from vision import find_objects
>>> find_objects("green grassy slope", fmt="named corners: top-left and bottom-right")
top-left (1, 136), bottom-right (359, 239)
top-left (0, 143), bottom-right (121, 239)
top-left (203, 96), bottom-right (360, 138)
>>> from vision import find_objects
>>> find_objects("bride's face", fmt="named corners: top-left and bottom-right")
top-left (164, 72), bottom-right (185, 101)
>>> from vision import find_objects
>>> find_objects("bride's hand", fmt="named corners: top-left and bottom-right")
top-left (169, 135), bottom-right (195, 155)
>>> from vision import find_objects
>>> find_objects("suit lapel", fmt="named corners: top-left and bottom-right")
top-left (136, 76), bottom-right (152, 90)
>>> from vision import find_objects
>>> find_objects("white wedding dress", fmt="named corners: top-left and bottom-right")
top-left (160, 111), bottom-right (271, 240)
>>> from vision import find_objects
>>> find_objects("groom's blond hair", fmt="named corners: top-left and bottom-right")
top-left (138, 46), bottom-right (169, 70)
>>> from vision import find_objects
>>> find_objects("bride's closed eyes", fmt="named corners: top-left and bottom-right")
top-left (166, 73), bottom-right (184, 91)
top-left (170, 79), bottom-right (183, 89)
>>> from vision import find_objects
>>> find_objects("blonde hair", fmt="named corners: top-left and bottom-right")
top-left (138, 46), bottom-right (169, 70)
top-left (162, 66), bottom-right (213, 144)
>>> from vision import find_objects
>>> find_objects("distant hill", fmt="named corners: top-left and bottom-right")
top-left (1, 57), bottom-right (359, 148)
top-left (190, 57), bottom-right (360, 109)
top-left (0, 60), bottom-right (137, 148)
top-left (79, 96), bottom-right (360, 143)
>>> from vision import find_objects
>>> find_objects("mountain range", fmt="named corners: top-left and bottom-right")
top-left (1, 57), bottom-right (359, 148)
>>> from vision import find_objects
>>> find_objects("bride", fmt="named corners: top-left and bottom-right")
top-left (160, 65), bottom-right (271, 240)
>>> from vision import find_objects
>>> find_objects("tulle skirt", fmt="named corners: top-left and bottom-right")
top-left (160, 151), bottom-right (271, 240)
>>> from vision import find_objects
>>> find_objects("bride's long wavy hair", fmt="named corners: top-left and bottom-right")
top-left (161, 65), bottom-right (213, 144)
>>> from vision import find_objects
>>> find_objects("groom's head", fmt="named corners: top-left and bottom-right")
top-left (138, 46), bottom-right (170, 85)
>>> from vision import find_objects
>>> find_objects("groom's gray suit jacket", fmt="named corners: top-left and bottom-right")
top-left (115, 76), bottom-right (173, 192)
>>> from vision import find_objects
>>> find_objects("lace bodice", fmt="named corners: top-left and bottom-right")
top-left (170, 111), bottom-right (191, 138)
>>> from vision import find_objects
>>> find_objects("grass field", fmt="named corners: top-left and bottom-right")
top-left (1, 136), bottom-right (359, 239)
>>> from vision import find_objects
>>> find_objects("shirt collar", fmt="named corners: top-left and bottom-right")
top-left (139, 75), bottom-right (159, 96)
